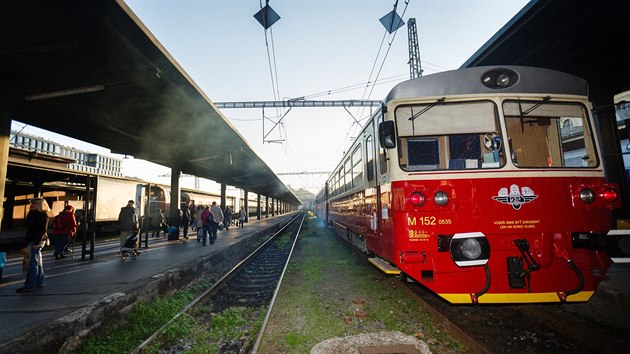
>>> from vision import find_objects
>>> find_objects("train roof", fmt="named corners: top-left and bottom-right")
top-left (385, 66), bottom-right (588, 103)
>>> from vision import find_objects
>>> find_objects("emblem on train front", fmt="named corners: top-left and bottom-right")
top-left (492, 184), bottom-right (538, 210)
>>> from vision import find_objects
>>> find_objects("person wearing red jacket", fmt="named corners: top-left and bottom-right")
top-left (51, 204), bottom-right (77, 260)
top-left (200, 206), bottom-right (213, 247)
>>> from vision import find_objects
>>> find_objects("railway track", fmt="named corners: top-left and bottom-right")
top-left (132, 212), bottom-right (305, 353)
top-left (398, 280), bottom-right (630, 353)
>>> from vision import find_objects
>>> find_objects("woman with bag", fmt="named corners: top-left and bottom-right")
top-left (17, 198), bottom-right (51, 293)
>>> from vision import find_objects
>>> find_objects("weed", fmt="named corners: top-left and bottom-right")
top-left (77, 280), bottom-right (210, 353)
top-left (284, 331), bottom-right (307, 347)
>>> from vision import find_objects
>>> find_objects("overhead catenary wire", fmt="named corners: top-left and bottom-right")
top-left (346, 0), bottom-right (411, 142)
top-left (260, 0), bottom-right (286, 144)
top-left (360, 0), bottom-right (411, 116)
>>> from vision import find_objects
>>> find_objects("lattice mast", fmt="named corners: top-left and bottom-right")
top-left (407, 18), bottom-right (423, 80)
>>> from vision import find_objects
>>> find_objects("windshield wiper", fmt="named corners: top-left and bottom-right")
top-left (521, 96), bottom-right (552, 116)
top-left (519, 96), bottom-right (551, 132)
top-left (409, 97), bottom-right (446, 122)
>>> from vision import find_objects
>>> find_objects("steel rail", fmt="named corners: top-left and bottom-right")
top-left (396, 281), bottom-right (492, 354)
top-left (132, 212), bottom-right (303, 354)
top-left (251, 212), bottom-right (306, 353)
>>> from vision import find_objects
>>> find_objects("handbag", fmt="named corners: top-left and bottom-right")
top-left (39, 233), bottom-right (50, 248)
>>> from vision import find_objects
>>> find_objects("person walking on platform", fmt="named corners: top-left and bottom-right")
top-left (118, 200), bottom-right (139, 254)
top-left (238, 206), bottom-right (246, 228)
top-left (16, 198), bottom-right (51, 293)
top-left (223, 207), bottom-right (232, 230)
top-left (180, 204), bottom-right (191, 239)
top-left (200, 206), bottom-right (213, 246)
top-left (193, 205), bottom-right (203, 242)
top-left (51, 204), bottom-right (77, 259)
top-left (210, 202), bottom-right (224, 244)
top-left (151, 208), bottom-right (165, 238)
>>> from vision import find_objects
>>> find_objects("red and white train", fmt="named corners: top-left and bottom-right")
top-left (316, 66), bottom-right (629, 304)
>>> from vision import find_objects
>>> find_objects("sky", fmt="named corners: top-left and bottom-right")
top-left (12, 0), bottom-right (528, 193)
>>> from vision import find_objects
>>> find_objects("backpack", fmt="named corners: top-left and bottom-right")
top-left (52, 213), bottom-right (64, 234)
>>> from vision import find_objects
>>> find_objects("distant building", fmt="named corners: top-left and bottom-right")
top-left (9, 130), bottom-right (123, 177)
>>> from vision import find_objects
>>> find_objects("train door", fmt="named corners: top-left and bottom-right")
top-left (376, 109), bottom-right (394, 259)
top-left (364, 122), bottom-right (380, 251)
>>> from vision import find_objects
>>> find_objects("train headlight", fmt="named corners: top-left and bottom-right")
top-left (461, 238), bottom-right (482, 259)
top-left (606, 230), bottom-right (630, 263)
top-left (409, 191), bottom-right (426, 207)
top-left (434, 191), bottom-right (449, 206)
top-left (572, 230), bottom-right (630, 263)
top-left (449, 232), bottom-right (490, 267)
top-left (579, 188), bottom-right (595, 204)
top-left (481, 68), bottom-right (519, 89)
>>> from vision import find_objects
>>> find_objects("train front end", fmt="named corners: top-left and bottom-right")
top-left (382, 67), bottom-right (630, 304)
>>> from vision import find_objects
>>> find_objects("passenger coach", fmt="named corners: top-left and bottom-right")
top-left (316, 66), bottom-right (630, 304)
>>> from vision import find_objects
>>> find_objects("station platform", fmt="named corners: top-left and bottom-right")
top-left (0, 213), bottom-right (296, 353)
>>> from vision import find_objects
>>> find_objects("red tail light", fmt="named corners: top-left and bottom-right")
top-left (409, 191), bottom-right (426, 207)
top-left (571, 183), bottom-right (622, 209)
top-left (601, 188), bottom-right (618, 203)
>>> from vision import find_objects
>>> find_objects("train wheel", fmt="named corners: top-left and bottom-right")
top-left (399, 273), bottom-right (408, 283)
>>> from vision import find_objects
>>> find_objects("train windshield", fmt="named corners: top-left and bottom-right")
top-left (395, 100), bottom-right (504, 171)
top-left (503, 100), bottom-right (598, 168)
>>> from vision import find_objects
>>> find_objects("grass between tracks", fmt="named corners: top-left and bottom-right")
top-left (77, 277), bottom-right (266, 353)
top-left (78, 280), bottom-right (209, 353)
top-left (257, 212), bottom-right (465, 353)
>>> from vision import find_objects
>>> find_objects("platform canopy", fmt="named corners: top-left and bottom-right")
top-left (462, 0), bottom-right (630, 107)
top-left (0, 0), bottom-right (300, 205)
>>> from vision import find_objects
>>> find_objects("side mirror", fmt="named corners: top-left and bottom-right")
top-left (379, 121), bottom-right (396, 149)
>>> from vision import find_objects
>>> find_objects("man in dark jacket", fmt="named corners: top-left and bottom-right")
top-left (118, 200), bottom-right (139, 254)
top-left (17, 198), bottom-right (50, 293)
top-left (180, 205), bottom-right (191, 239)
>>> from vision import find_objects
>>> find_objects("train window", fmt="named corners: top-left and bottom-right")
top-left (504, 101), bottom-right (597, 168)
top-left (395, 100), bottom-right (500, 171)
top-left (352, 145), bottom-right (362, 187)
top-left (396, 101), bottom-right (496, 135)
top-left (366, 135), bottom-right (375, 182)
top-left (338, 169), bottom-right (343, 194)
top-left (407, 138), bottom-right (440, 170)
top-left (344, 158), bottom-right (352, 191)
